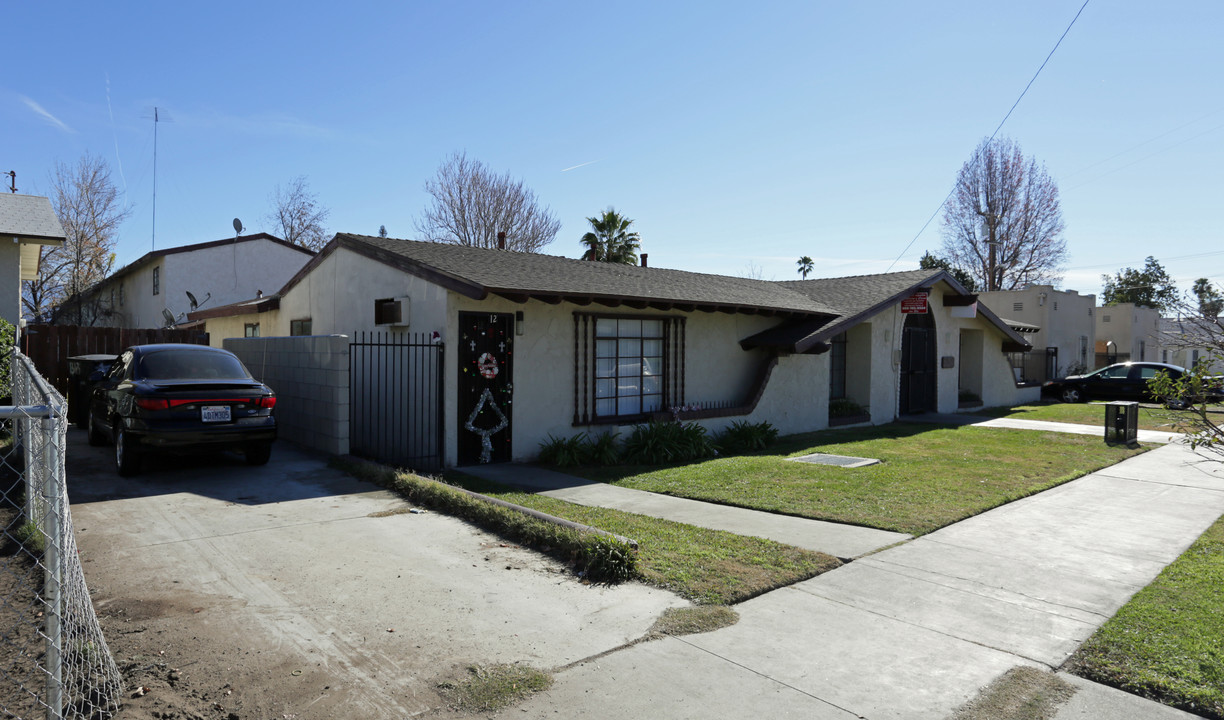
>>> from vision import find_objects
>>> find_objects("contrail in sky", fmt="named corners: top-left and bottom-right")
top-left (106, 73), bottom-right (128, 193)
top-left (21, 96), bottom-right (74, 133)
top-left (562, 160), bottom-right (599, 172)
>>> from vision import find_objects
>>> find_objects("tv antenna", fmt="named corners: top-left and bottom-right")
top-left (161, 308), bottom-right (177, 328)
top-left (145, 107), bottom-right (173, 250)
top-left (3, 171), bottom-right (14, 193)
top-left (233, 217), bottom-right (245, 238)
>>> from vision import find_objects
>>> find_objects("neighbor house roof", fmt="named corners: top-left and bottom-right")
top-left (187, 293), bottom-right (281, 322)
top-left (101, 233), bottom-right (311, 287)
top-left (0, 193), bottom-right (66, 281)
top-left (268, 233), bottom-right (1029, 352)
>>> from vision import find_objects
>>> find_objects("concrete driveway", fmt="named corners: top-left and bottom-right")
top-left (67, 433), bottom-right (685, 719)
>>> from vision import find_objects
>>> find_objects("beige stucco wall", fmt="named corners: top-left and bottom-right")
top-left (444, 295), bottom-right (798, 465)
top-left (979, 285), bottom-right (1096, 375)
top-left (277, 247), bottom-right (450, 337)
top-left (1, 243), bottom-right (21, 329)
top-left (1096, 303), bottom-right (1161, 363)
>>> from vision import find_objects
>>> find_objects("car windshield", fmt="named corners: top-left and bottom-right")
top-left (137, 350), bottom-right (252, 380)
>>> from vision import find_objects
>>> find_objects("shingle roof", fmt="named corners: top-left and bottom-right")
top-left (294, 233), bottom-right (844, 316)
top-left (273, 233), bottom-right (1029, 351)
top-left (0, 193), bottom-right (66, 243)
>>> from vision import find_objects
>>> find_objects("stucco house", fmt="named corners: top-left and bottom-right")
top-left (977, 285), bottom-right (1096, 383)
top-left (1158, 316), bottom-right (1224, 373)
top-left (60, 233), bottom-right (313, 328)
top-left (192, 233), bottom-right (1035, 466)
top-left (0, 193), bottom-right (65, 332)
top-left (1095, 302), bottom-right (1160, 368)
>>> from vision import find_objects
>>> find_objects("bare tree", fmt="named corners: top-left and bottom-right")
top-left (416, 152), bottom-right (560, 253)
top-left (267, 176), bottom-right (331, 251)
top-left (1150, 293), bottom-right (1224, 457)
top-left (941, 137), bottom-right (1066, 291)
top-left (34, 153), bottom-right (129, 325)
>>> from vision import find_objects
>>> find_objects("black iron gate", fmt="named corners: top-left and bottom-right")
top-left (350, 331), bottom-right (444, 471)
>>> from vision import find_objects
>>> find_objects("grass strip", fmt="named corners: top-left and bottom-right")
top-left (563, 423), bottom-right (1145, 536)
top-left (976, 402), bottom-right (1206, 432)
top-left (334, 458), bottom-right (840, 604)
top-left (445, 470), bottom-right (841, 605)
top-left (334, 458), bottom-right (638, 582)
top-left (1065, 513), bottom-right (1224, 719)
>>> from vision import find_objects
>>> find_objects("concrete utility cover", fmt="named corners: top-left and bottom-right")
top-left (788, 453), bottom-right (880, 468)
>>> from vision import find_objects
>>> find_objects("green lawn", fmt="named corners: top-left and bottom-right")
top-left (564, 423), bottom-right (1145, 535)
top-left (445, 471), bottom-right (841, 605)
top-left (1066, 513), bottom-right (1224, 719)
top-left (976, 401), bottom-right (1201, 432)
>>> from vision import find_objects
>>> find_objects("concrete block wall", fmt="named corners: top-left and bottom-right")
top-left (224, 335), bottom-right (350, 455)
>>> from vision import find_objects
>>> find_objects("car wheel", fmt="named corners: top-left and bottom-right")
top-left (87, 412), bottom-right (107, 447)
top-left (1164, 397), bottom-right (1190, 411)
top-left (114, 428), bottom-right (142, 477)
top-left (1060, 387), bottom-right (1083, 403)
top-left (244, 442), bottom-right (272, 466)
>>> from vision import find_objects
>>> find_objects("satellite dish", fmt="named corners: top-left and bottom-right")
top-left (162, 308), bottom-right (176, 328)
top-left (233, 218), bottom-right (244, 235)
top-left (186, 290), bottom-right (198, 310)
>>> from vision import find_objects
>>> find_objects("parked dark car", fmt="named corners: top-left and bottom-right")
top-left (1042, 361), bottom-right (1205, 407)
top-left (87, 344), bottom-right (277, 476)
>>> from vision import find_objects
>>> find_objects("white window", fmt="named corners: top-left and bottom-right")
top-left (594, 317), bottom-right (665, 418)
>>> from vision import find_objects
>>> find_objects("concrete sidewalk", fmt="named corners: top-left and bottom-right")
top-left (512, 440), bottom-right (1224, 719)
top-left (462, 463), bottom-right (910, 559)
top-left (908, 411), bottom-right (1184, 443)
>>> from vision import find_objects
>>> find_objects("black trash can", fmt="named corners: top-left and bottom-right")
top-left (66, 354), bottom-right (118, 428)
top-left (1104, 400), bottom-right (1138, 445)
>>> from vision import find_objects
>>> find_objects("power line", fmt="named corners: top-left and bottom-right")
top-left (885, 0), bottom-right (1091, 272)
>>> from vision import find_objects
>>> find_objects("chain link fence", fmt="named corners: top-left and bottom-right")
top-left (1, 351), bottom-right (121, 719)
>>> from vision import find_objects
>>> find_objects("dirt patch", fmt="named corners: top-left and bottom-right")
top-left (0, 504), bottom-right (46, 720)
top-left (950, 666), bottom-right (1077, 720)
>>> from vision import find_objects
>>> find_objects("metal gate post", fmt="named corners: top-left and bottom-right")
top-left (41, 415), bottom-right (63, 720)
top-left (437, 343), bottom-right (445, 469)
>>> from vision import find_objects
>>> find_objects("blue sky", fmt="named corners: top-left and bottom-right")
top-left (5, 1), bottom-right (1222, 299)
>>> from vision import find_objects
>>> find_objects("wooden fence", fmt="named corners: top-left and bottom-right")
top-left (19, 325), bottom-right (210, 394)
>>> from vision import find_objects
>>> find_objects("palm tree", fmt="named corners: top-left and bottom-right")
top-left (580, 208), bottom-right (640, 264)
top-left (797, 256), bottom-right (814, 280)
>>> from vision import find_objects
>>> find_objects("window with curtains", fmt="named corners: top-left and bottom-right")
top-left (572, 313), bottom-right (685, 425)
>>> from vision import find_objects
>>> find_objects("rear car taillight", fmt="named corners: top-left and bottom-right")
top-left (135, 398), bottom-right (169, 411)
top-left (253, 397), bottom-right (277, 409)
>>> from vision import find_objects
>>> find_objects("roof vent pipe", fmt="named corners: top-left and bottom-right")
top-left (640, 253), bottom-right (648, 267)
top-left (497, 231), bottom-right (506, 250)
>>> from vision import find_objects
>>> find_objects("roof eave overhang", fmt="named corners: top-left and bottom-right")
top-left (489, 288), bottom-right (814, 317)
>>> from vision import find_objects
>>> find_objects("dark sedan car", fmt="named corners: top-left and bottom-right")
top-left (87, 344), bottom-right (277, 476)
top-left (1043, 361), bottom-right (1195, 406)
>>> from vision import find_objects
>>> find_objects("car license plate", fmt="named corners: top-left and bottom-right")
top-left (201, 405), bottom-right (231, 423)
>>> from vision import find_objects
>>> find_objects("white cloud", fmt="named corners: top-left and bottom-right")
top-left (21, 96), bottom-right (74, 133)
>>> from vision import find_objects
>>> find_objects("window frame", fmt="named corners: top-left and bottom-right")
top-left (152, 266), bottom-right (160, 296)
top-left (244, 322), bottom-right (261, 338)
top-left (572, 312), bottom-right (684, 425)
top-left (290, 318), bottom-right (312, 336)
